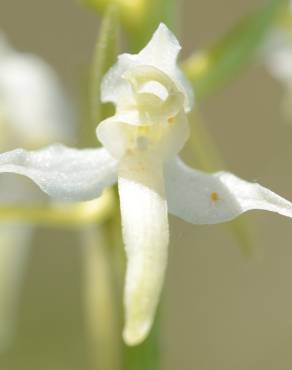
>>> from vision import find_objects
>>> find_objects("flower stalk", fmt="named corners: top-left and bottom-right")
top-left (89, 4), bottom-right (119, 139)
top-left (83, 224), bottom-right (122, 370)
top-left (0, 190), bottom-right (115, 227)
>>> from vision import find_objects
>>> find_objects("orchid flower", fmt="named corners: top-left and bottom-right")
top-left (1, 24), bottom-right (292, 346)
top-left (0, 33), bottom-right (74, 349)
top-left (0, 34), bottom-right (75, 149)
top-left (264, 31), bottom-right (292, 120)
top-left (263, 3), bottom-right (292, 121)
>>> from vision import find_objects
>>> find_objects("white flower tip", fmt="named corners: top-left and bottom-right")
top-left (157, 22), bottom-right (167, 30)
top-left (123, 319), bottom-right (152, 346)
top-left (155, 22), bottom-right (180, 49)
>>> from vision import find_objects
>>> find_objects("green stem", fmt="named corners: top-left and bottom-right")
top-left (126, 0), bottom-right (177, 52)
top-left (83, 224), bottom-right (122, 370)
top-left (82, 6), bottom-right (123, 370)
top-left (0, 190), bottom-right (115, 228)
top-left (87, 4), bottom-right (119, 146)
top-left (123, 309), bottom-right (161, 370)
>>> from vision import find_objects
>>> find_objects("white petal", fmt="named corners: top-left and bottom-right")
top-left (0, 173), bottom-right (45, 205)
top-left (101, 53), bottom-right (136, 110)
top-left (165, 156), bottom-right (292, 224)
top-left (0, 145), bottom-right (117, 201)
top-left (97, 108), bottom-right (189, 162)
top-left (101, 23), bottom-right (194, 112)
top-left (97, 116), bottom-right (132, 159)
top-left (0, 34), bottom-right (75, 147)
top-left (0, 223), bottom-right (32, 350)
top-left (138, 23), bottom-right (194, 111)
top-left (158, 110), bottom-right (190, 159)
top-left (118, 154), bottom-right (169, 345)
top-left (266, 46), bottom-right (292, 86)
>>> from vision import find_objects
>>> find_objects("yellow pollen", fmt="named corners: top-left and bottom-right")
top-left (168, 116), bottom-right (175, 125)
top-left (211, 192), bottom-right (219, 202)
top-left (138, 126), bottom-right (150, 135)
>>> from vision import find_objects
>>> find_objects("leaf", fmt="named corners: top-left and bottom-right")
top-left (183, 0), bottom-right (289, 100)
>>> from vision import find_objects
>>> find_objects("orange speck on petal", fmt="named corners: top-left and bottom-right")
top-left (211, 192), bottom-right (219, 202)
top-left (168, 116), bottom-right (175, 124)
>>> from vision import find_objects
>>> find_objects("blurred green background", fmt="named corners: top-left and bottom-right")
top-left (1, 0), bottom-right (292, 369)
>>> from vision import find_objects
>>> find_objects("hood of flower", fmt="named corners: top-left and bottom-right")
top-left (96, 23), bottom-right (193, 161)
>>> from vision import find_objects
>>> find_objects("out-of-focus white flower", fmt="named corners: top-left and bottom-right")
top-left (263, 6), bottom-right (292, 121)
top-left (0, 33), bottom-right (75, 350)
top-left (1, 24), bottom-right (292, 346)
top-left (0, 33), bottom-right (74, 149)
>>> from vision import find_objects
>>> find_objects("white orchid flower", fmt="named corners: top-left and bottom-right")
top-left (0, 33), bottom-right (74, 349)
top-left (263, 7), bottom-right (292, 121)
top-left (0, 33), bottom-right (74, 149)
top-left (266, 44), bottom-right (292, 121)
top-left (1, 23), bottom-right (292, 346)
